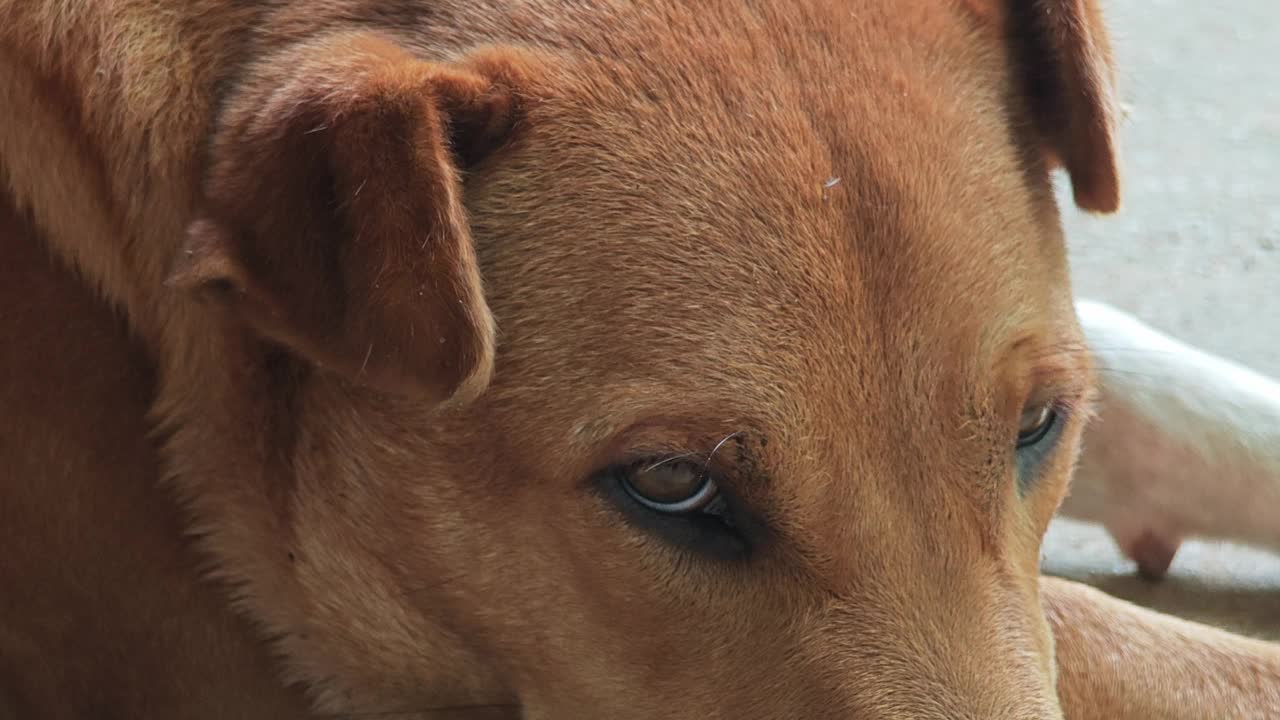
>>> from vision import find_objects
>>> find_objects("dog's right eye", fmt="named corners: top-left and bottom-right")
top-left (1016, 403), bottom-right (1058, 449)
top-left (1013, 400), bottom-right (1068, 493)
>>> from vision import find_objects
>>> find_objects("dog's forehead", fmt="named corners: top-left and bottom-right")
top-left (470, 0), bottom-right (1069, 436)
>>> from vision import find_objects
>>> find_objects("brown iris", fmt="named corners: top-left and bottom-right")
top-left (621, 460), bottom-right (719, 514)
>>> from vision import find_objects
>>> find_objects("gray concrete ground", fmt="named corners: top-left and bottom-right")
top-left (1042, 1), bottom-right (1280, 640)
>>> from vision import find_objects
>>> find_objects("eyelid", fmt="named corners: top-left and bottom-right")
top-left (1023, 365), bottom-right (1089, 406)
top-left (630, 440), bottom-right (745, 488)
top-left (637, 452), bottom-right (705, 473)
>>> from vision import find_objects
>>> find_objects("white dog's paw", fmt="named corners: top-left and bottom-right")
top-left (1066, 299), bottom-right (1280, 573)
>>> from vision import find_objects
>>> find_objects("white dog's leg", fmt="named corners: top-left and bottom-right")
top-left (1062, 300), bottom-right (1280, 580)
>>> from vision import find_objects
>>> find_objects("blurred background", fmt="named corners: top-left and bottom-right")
top-left (1043, 1), bottom-right (1280, 640)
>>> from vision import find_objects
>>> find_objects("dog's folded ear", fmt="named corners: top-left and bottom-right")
top-left (1008, 0), bottom-right (1121, 213)
top-left (168, 34), bottom-right (531, 404)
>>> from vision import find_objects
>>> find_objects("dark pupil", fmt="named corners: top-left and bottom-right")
top-left (629, 463), bottom-right (705, 504)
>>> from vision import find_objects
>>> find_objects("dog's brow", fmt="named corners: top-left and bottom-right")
top-left (1027, 342), bottom-right (1093, 397)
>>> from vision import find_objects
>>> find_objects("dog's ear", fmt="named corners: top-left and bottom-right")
top-left (169, 35), bottom-right (531, 403)
top-left (1007, 0), bottom-right (1121, 213)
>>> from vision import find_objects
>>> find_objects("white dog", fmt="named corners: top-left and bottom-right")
top-left (1062, 300), bottom-right (1280, 579)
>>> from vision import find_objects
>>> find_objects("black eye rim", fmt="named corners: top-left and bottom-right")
top-left (1016, 404), bottom-right (1059, 449)
top-left (618, 459), bottom-right (722, 514)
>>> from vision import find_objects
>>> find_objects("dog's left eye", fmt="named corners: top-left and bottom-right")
top-left (1016, 403), bottom-right (1058, 449)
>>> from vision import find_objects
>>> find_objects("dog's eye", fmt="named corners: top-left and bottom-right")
top-left (600, 457), bottom-right (749, 559)
top-left (620, 460), bottom-right (723, 515)
top-left (1014, 401), bottom-right (1066, 493)
top-left (1017, 403), bottom-right (1058, 449)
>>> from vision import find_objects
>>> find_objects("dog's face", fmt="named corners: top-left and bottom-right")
top-left (171, 2), bottom-right (1118, 717)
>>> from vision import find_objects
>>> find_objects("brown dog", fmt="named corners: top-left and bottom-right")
top-left (1, 1), bottom-right (1277, 718)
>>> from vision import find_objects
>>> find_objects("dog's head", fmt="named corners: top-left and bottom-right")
top-left (166, 1), bottom-right (1117, 717)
